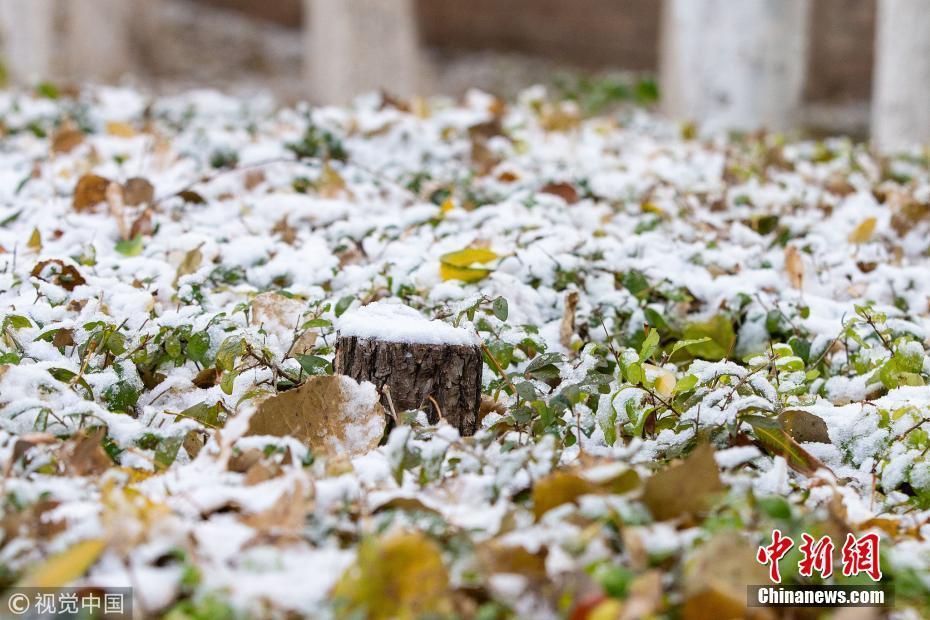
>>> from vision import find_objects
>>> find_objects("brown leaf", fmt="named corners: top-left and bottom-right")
top-left (250, 292), bottom-right (316, 354)
top-left (123, 177), bottom-right (155, 206)
top-left (778, 409), bottom-right (831, 444)
top-left (31, 260), bottom-right (87, 291)
top-left (58, 428), bottom-right (112, 477)
top-left (560, 290), bottom-right (579, 350)
top-left (177, 190), bottom-right (206, 204)
top-left (272, 216), bottom-right (298, 245)
top-left (51, 125), bottom-right (85, 155)
top-left (241, 485), bottom-right (309, 536)
top-left (784, 244), bottom-right (804, 290)
top-left (532, 471), bottom-right (596, 519)
top-left (192, 367), bottom-right (219, 389)
top-left (641, 443), bottom-right (724, 522)
top-left (682, 534), bottom-right (774, 620)
top-left (541, 182), bottom-right (579, 204)
top-left (247, 375), bottom-right (385, 458)
top-left (52, 329), bottom-right (75, 348)
top-left (72, 174), bottom-right (111, 212)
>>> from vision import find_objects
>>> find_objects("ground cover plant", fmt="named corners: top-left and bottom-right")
top-left (0, 84), bottom-right (928, 618)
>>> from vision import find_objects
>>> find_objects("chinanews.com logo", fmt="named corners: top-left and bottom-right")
top-left (748, 529), bottom-right (891, 608)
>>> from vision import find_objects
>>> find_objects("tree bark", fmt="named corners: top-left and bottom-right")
top-left (871, 0), bottom-right (930, 152)
top-left (334, 335), bottom-right (483, 436)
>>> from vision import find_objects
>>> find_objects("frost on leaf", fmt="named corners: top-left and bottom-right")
top-left (247, 374), bottom-right (385, 458)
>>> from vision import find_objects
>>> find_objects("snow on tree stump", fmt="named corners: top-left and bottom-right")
top-left (334, 302), bottom-right (483, 436)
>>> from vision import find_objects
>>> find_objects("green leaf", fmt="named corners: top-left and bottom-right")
top-left (187, 331), bottom-right (211, 366)
top-left (216, 336), bottom-right (245, 372)
top-left (335, 295), bottom-right (355, 318)
top-left (177, 401), bottom-right (223, 427)
top-left (682, 316), bottom-right (735, 361)
top-left (220, 370), bottom-right (238, 395)
top-left (302, 318), bottom-right (332, 329)
top-left (103, 381), bottom-right (140, 413)
top-left (743, 415), bottom-right (830, 476)
top-left (155, 435), bottom-right (184, 471)
top-left (669, 337), bottom-right (711, 359)
top-left (492, 297), bottom-right (509, 321)
top-left (638, 328), bottom-right (660, 362)
top-left (297, 354), bottom-right (331, 376)
top-left (115, 235), bottom-right (144, 257)
top-left (4, 314), bottom-right (32, 329)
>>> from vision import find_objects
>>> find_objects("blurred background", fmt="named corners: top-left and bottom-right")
top-left (0, 0), bottom-right (927, 149)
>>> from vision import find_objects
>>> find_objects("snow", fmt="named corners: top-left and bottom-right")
top-left (337, 300), bottom-right (480, 346)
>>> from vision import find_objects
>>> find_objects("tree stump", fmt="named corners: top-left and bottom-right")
top-left (334, 302), bottom-right (483, 436)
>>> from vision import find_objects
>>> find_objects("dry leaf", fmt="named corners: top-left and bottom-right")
top-left (241, 485), bottom-right (308, 535)
top-left (560, 290), bottom-right (579, 350)
top-left (272, 216), bottom-right (298, 245)
top-left (51, 124), bottom-right (85, 154)
top-left (641, 443), bottom-right (724, 522)
top-left (27, 227), bottom-right (42, 252)
top-left (332, 531), bottom-right (451, 620)
top-left (123, 177), bottom-right (155, 206)
top-left (105, 121), bottom-right (136, 137)
top-left (174, 245), bottom-right (203, 285)
top-left (73, 174), bottom-right (111, 212)
top-left (247, 375), bottom-right (385, 458)
top-left (58, 427), bottom-right (112, 476)
top-left (778, 409), bottom-right (831, 444)
top-left (541, 182), bottom-right (580, 204)
top-left (318, 162), bottom-right (347, 198)
top-left (250, 292), bottom-right (316, 354)
top-left (17, 538), bottom-right (106, 587)
top-left (682, 534), bottom-right (774, 620)
top-left (532, 471), bottom-right (597, 519)
top-left (784, 244), bottom-right (804, 290)
top-left (848, 217), bottom-right (877, 244)
top-left (31, 259), bottom-right (87, 291)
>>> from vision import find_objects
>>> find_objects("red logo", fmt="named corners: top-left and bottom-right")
top-left (757, 531), bottom-right (882, 583)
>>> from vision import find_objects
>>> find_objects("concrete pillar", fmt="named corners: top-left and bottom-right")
top-left (63, 0), bottom-right (133, 83)
top-left (660, 0), bottom-right (811, 134)
top-left (871, 0), bottom-right (930, 152)
top-left (0, 0), bottom-right (131, 85)
top-left (304, 0), bottom-right (423, 104)
top-left (0, 0), bottom-right (56, 84)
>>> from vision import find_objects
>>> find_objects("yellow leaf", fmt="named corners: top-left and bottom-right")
top-left (641, 443), bottom-right (724, 522)
top-left (440, 198), bottom-right (455, 213)
top-left (18, 539), bottom-right (106, 587)
top-left (332, 532), bottom-right (451, 620)
top-left (532, 471), bottom-right (596, 519)
top-left (784, 245), bottom-right (804, 290)
top-left (651, 366), bottom-right (677, 398)
top-left (27, 227), bottom-right (42, 252)
top-left (439, 247), bottom-right (499, 283)
top-left (848, 217), bottom-right (877, 244)
top-left (318, 162), bottom-right (347, 198)
top-left (105, 121), bottom-right (136, 137)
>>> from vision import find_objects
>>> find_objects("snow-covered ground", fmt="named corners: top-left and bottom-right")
top-left (0, 86), bottom-right (928, 618)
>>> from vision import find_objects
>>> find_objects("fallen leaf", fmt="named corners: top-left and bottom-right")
top-left (250, 292), bottom-right (316, 354)
top-left (682, 534), bottom-right (774, 620)
top-left (241, 485), bottom-right (308, 535)
top-left (744, 415), bottom-right (832, 476)
top-left (784, 244), bottom-right (804, 289)
top-left (31, 260), bottom-right (87, 291)
top-left (27, 227), bottom-right (42, 252)
top-left (848, 217), bottom-right (877, 244)
top-left (532, 471), bottom-right (597, 519)
top-left (123, 177), bottom-right (155, 206)
top-left (51, 124), bottom-right (85, 154)
top-left (439, 247), bottom-right (499, 283)
top-left (174, 245), bottom-right (203, 285)
top-left (560, 290), bottom-right (579, 349)
top-left (18, 538), bottom-right (107, 587)
top-left (778, 409), bottom-right (831, 444)
top-left (73, 174), bottom-right (111, 212)
top-left (105, 121), bottom-right (136, 137)
top-left (332, 531), bottom-right (451, 620)
top-left (541, 182), bottom-right (580, 204)
top-left (318, 162), bottom-right (347, 198)
top-left (641, 443), bottom-right (724, 521)
top-left (58, 428), bottom-right (112, 476)
top-left (247, 374), bottom-right (385, 458)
